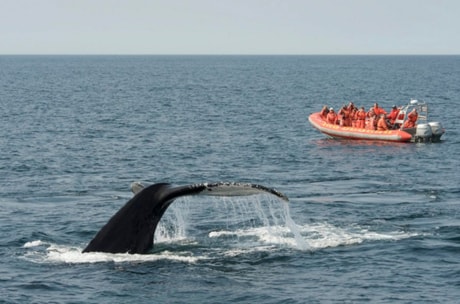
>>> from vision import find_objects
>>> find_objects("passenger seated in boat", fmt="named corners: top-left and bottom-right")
top-left (338, 106), bottom-right (351, 127)
top-left (347, 101), bottom-right (357, 113)
top-left (366, 107), bottom-right (374, 118)
top-left (350, 107), bottom-right (358, 127)
top-left (377, 114), bottom-right (390, 131)
top-left (347, 102), bottom-right (356, 123)
top-left (326, 107), bottom-right (338, 124)
top-left (320, 105), bottom-right (329, 119)
top-left (386, 105), bottom-right (400, 125)
top-left (403, 119), bottom-right (415, 128)
top-left (409, 108), bottom-right (418, 121)
top-left (403, 108), bottom-right (418, 128)
top-left (373, 103), bottom-right (387, 116)
top-left (366, 108), bottom-right (377, 130)
top-left (355, 107), bottom-right (366, 129)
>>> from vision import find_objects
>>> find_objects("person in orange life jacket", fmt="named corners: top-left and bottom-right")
top-left (408, 108), bottom-right (418, 121)
top-left (338, 106), bottom-right (351, 127)
top-left (355, 107), bottom-right (366, 129)
top-left (326, 107), bottom-right (338, 124)
top-left (366, 107), bottom-right (374, 118)
top-left (365, 107), bottom-right (377, 130)
top-left (403, 108), bottom-right (418, 128)
top-left (403, 117), bottom-right (416, 128)
top-left (347, 102), bottom-right (357, 126)
top-left (377, 114), bottom-right (390, 131)
top-left (347, 101), bottom-right (357, 112)
top-left (373, 103), bottom-right (387, 116)
top-left (366, 115), bottom-right (377, 130)
top-left (320, 105), bottom-right (329, 119)
top-left (350, 107), bottom-right (358, 127)
top-left (386, 105), bottom-right (400, 125)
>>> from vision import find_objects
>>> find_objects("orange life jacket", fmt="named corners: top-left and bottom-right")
top-left (327, 112), bottom-right (337, 124)
top-left (403, 119), bottom-right (415, 128)
top-left (320, 107), bottom-right (329, 119)
top-left (408, 110), bottom-right (418, 122)
top-left (374, 106), bottom-right (387, 116)
top-left (377, 117), bottom-right (389, 131)
top-left (356, 111), bottom-right (366, 128)
top-left (387, 109), bottom-right (399, 123)
top-left (366, 116), bottom-right (376, 130)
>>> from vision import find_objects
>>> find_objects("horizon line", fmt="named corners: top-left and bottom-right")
top-left (1, 53), bottom-right (459, 56)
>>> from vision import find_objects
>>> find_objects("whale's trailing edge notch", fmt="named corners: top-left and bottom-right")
top-left (83, 182), bottom-right (288, 254)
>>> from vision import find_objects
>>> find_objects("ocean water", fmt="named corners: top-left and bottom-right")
top-left (1, 55), bottom-right (459, 303)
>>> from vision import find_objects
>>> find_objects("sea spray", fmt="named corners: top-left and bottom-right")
top-left (155, 194), bottom-right (309, 250)
top-left (155, 201), bottom-right (190, 243)
top-left (282, 202), bottom-right (310, 250)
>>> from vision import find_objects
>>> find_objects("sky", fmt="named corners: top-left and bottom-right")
top-left (1, 0), bottom-right (460, 55)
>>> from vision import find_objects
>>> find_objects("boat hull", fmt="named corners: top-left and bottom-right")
top-left (308, 113), bottom-right (413, 142)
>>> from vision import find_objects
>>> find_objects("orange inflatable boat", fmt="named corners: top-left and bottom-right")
top-left (309, 112), bottom-right (412, 142)
top-left (308, 99), bottom-right (444, 143)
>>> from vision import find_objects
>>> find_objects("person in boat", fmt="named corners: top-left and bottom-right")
top-left (394, 109), bottom-right (406, 129)
top-left (409, 108), bottom-right (418, 121)
top-left (347, 102), bottom-right (358, 126)
top-left (355, 107), bottom-right (366, 129)
top-left (350, 106), bottom-right (358, 127)
top-left (373, 103), bottom-right (387, 116)
top-left (326, 107), bottom-right (338, 125)
top-left (347, 101), bottom-right (357, 113)
top-left (320, 105), bottom-right (329, 119)
top-left (366, 108), bottom-right (377, 130)
top-left (377, 114), bottom-right (390, 131)
top-left (386, 105), bottom-right (400, 125)
top-left (403, 108), bottom-right (418, 128)
top-left (366, 107), bottom-right (374, 118)
top-left (338, 105), bottom-right (351, 127)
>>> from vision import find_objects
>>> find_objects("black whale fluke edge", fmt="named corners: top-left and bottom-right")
top-left (130, 181), bottom-right (289, 202)
top-left (83, 182), bottom-right (288, 254)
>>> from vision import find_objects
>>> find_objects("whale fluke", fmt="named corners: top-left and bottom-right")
top-left (130, 181), bottom-right (145, 195)
top-left (130, 181), bottom-right (289, 201)
top-left (83, 182), bottom-right (288, 254)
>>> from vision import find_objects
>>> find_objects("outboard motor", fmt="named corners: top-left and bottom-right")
top-left (429, 122), bottom-right (443, 135)
top-left (429, 122), bottom-right (444, 142)
top-left (415, 123), bottom-right (433, 142)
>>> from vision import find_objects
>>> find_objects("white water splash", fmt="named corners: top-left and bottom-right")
top-left (23, 240), bottom-right (45, 248)
top-left (299, 222), bottom-right (419, 249)
top-left (157, 195), bottom-right (309, 249)
top-left (21, 195), bottom-right (420, 264)
top-left (22, 241), bottom-right (203, 264)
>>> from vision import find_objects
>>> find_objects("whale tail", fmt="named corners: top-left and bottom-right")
top-left (83, 182), bottom-right (288, 254)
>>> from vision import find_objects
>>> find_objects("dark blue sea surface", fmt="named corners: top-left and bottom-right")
top-left (1, 55), bottom-right (459, 303)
